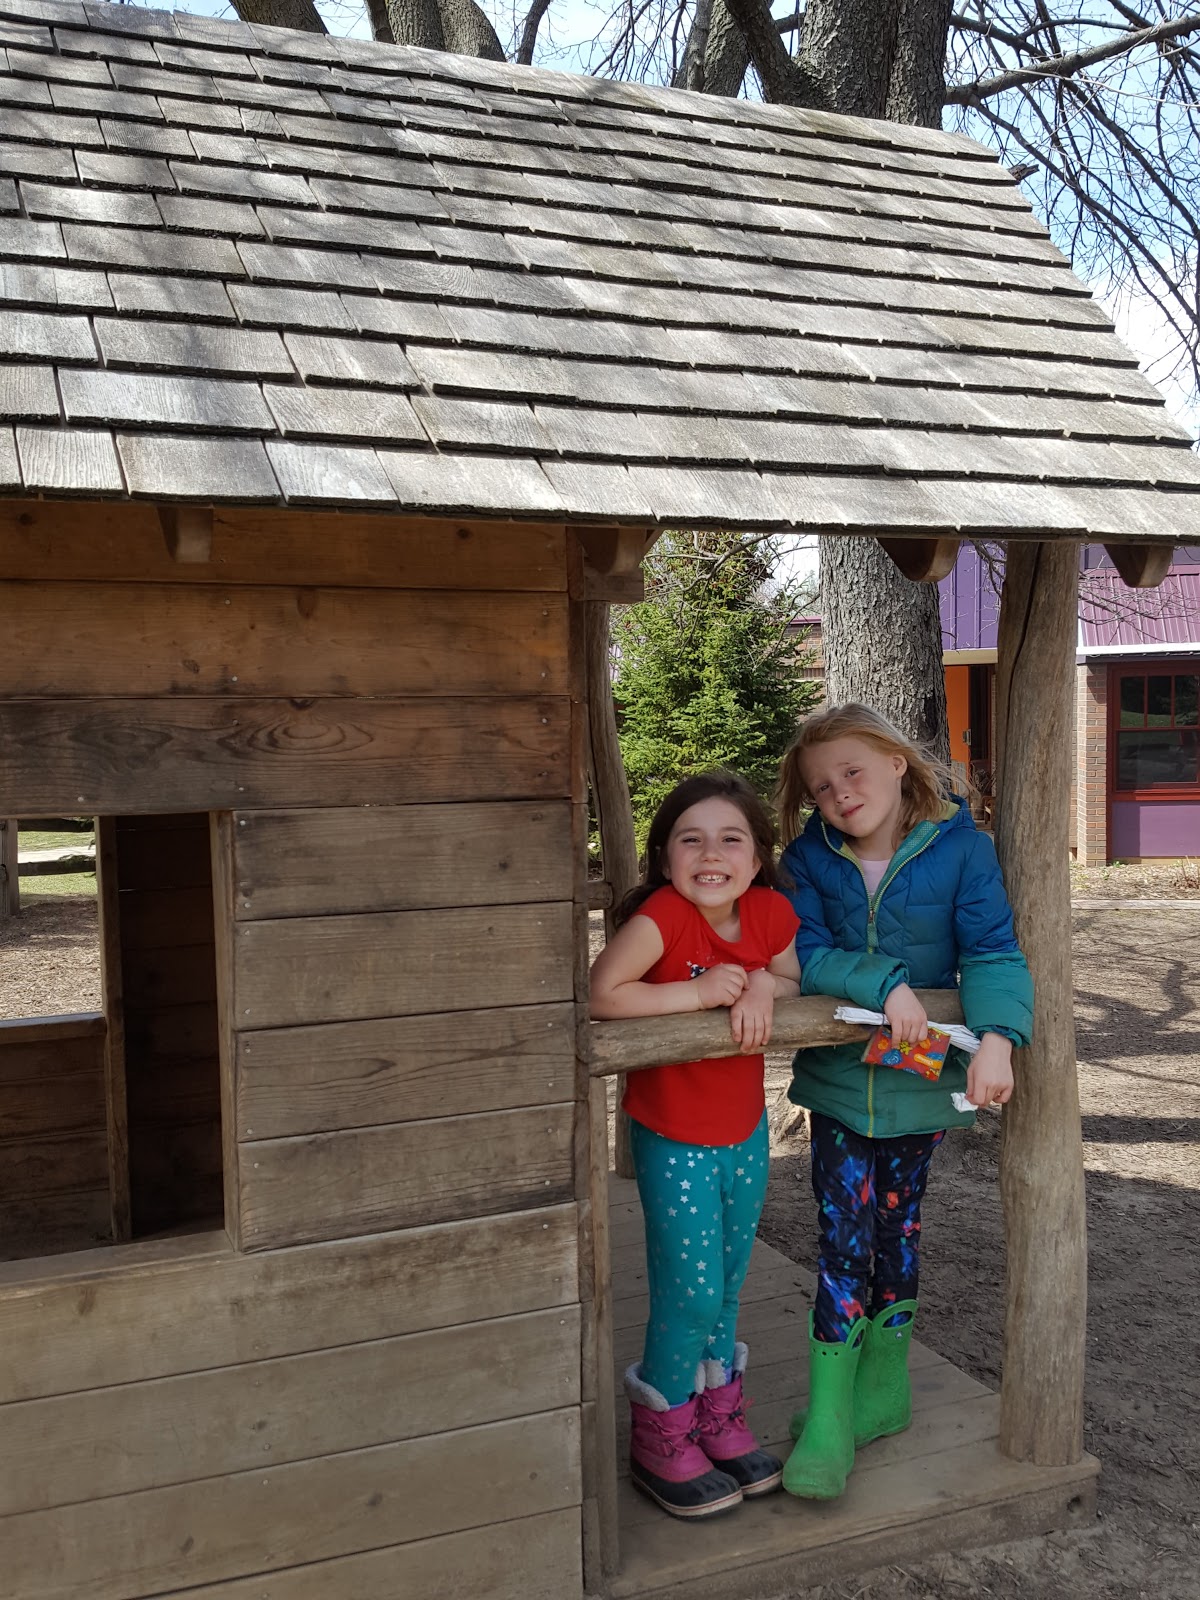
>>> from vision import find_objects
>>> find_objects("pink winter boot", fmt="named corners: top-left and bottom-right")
top-left (625, 1364), bottom-right (744, 1519)
top-left (696, 1343), bottom-right (783, 1496)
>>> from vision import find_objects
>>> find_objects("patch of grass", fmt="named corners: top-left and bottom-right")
top-left (17, 826), bottom-right (96, 900)
top-left (26, 873), bottom-right (97, 899)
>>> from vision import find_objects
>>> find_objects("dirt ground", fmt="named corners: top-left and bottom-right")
top-left (3, 889), bottom-right (1199, 1598)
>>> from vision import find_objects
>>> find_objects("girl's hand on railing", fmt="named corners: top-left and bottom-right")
top-left (966, 1032), bottom-right (1015, 1107)
top-left (883, 982), bottom-right (927, 1045)
top-left (694, 964), bottom-right (749, 1011)
top-left (729, 969), bottom-right (776, 1050)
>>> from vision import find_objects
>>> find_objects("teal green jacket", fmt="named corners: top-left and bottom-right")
top-left (780, 799), bottom-right (1034, 1138)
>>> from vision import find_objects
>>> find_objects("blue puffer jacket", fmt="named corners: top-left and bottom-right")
top-left (780, 797), bottom-right (1033, 1138)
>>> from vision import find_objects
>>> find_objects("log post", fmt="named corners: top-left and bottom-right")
top-left (0, 819), bottom-right (19, 917)
top-left (993, 540), bottom-right (1087, 1465)
top-left (585, 598), bottom-right (640, 1179)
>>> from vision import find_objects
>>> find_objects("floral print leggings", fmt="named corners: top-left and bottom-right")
top-left (810, 1112), bottom-right (945, 1342)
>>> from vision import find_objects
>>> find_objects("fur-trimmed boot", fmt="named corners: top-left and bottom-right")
top-left (781, 1314), bottom-right (868, 1500)
top-left (696, 1343), bottom-right (783, 1496)
top-left (625, 1364), bottom-right (743, 1520)
top-left (788, 1300), bottom-right (919, 1449)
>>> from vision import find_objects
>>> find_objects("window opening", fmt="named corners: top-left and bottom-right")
top-left (1, 814), bottom-right (223, 1264)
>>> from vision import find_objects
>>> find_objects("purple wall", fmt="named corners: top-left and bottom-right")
top-left (940, 544), bottom-right (1200, 654)
top-left (1110, 801), bottom-right (1200, 860)
top-left (939, 545), bottom-right (1000, 652)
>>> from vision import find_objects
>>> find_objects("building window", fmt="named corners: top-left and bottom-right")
top-left (1114, 669), bottom-right (1200, 792)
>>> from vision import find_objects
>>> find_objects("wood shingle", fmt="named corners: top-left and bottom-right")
top-left (0, 0), bottom-right (1196, 535)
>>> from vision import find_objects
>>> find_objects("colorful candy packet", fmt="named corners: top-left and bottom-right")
top-left (861, 1023), bottom-right (952, 1082)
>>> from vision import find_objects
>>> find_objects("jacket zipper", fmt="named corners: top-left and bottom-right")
top-left (825, 822), bottom-right (940, 1137)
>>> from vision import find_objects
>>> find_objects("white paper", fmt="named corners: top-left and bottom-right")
top-left (833, 1005), bottom-right (982, 1057)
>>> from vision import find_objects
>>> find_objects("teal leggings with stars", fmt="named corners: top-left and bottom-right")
top-left (631, 1113), bottom-right (770, 1407)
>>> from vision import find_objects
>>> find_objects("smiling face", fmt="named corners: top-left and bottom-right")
top-left (662, 796), bottom-right (761, 927)
top-left (799, 735), bottom-right (908, 860)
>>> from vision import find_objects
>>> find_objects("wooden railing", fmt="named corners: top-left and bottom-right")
top-left (585, 988), bottom-right (964, 1074)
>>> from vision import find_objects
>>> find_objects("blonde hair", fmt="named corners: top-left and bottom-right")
top-left (775, 703), bottom-right (964, 843)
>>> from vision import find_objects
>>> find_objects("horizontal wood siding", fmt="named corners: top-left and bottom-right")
top-left (0, 697), bottom-right (571, 816)
top-left (0, 1408), bottom-right (581, 1600)
top-left (0, 1206), bottom-right (580, 1599)
top-left (0, 1017), bottom-right (110, 1261)
top-left (165, 1510), bottom-right (582, 1600)
top-left (233, 801), bottom-right (573, 919)
top-left (0, 504), bottom-right (567, 592)
top-left (238, 1103), bottom-right (576, 1251)
top-left (0, 584), bottom-right (569, 699)
top-left (0, 1205), bottom-right (577, 1404)
top-left (0, 1305), bottom-right (580, 1515)
top-left (237, 1003), bottom-right (576, 1137)
top-left (232, 902), bottom-right (575, 1028)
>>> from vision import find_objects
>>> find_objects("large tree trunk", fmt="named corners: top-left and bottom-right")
top-left (231, 0), bottom-right (325, 30)
top-left (701, 0), bottom-right (751, 96)
top-left (819, 537), bottom-right (950, 759)
top-left (798, 1), bottom-right (954, 757)
top-left (799, 0), bottom-right (900, 115)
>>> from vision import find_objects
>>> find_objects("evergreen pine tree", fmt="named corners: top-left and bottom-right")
top-left (612, 531), bottom-right (819, 847)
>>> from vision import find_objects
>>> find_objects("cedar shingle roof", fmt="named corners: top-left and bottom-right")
top-left (1, 0), bottom-right (1199, 538)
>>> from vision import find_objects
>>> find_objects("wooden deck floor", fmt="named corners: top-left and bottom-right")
top-left (608, 1177), bottom-right (1098, 1600)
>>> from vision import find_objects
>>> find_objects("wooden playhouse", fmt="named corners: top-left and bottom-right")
top-left (1, 1), bottom-right (1198, 1595)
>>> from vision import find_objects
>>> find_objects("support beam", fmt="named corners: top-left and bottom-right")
top-left (158, 504), bottom-right (213, 564)
top-left (575, 525), bottom-right (656, 576)
top-left (585, 567), bottom-right (645, 604)
top-left (95, 818), bottom-right (131, 1243)
top-left (994, 541), bottom-right (1087, 1467)
top-left (878, 536), bottom-right (962, 583)
top-left (585, 599), bottom-right (640, 1179)
top-left (0, 818), bottom-right (18, 918)
top-left (1102, 542), bottom-right (1173, 589)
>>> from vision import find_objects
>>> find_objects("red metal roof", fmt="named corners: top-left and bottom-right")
top-left (1079, 566), bottom-right (1200, 653)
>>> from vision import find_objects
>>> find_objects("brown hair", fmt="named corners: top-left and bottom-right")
top-left (615, 771), bottom-right (783, 927)
top-left (775, 703), bottom-right (963, 844)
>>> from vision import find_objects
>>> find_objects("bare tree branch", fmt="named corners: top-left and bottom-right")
top-left (365, 0), bottom-right (394, 40)
top-left (515, 0), bottom-right (552, 62)
top-left (720, 0), bottom-right (812, 100)
top-left (681, 0), bottom-right (713, 88)
top-left (947, 10), bottom-right (1200, 105)
top-left (951, 9), bottom-right (1037, 55)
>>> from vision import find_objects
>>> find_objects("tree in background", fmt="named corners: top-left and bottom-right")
top-left (612, 532), bottom-right (819, 846)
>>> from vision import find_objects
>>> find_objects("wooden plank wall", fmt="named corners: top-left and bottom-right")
top-left (0, 503), bottom-right (589, 1600)
top-left (0, 1015), bottom-right (111, 1260)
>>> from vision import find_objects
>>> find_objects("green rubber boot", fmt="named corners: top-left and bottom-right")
top-left (788, 1300), bottom-right (919, 1449)
top-left (853, 1300), bottom-right (918, 1445)
top-left (781, 1314), bottom-right (867, 1500)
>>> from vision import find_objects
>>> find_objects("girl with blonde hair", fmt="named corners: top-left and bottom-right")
top-left (774, 704), bottom-right (1032, 1502)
